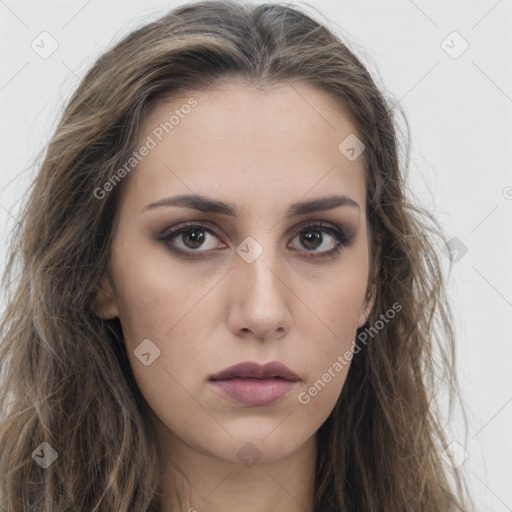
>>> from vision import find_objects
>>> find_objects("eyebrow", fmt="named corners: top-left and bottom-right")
top-left (141, 193), bottom-right (360, 217)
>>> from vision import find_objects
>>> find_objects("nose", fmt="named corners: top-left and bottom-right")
top-left (226, 241), bottom-right (292, 342)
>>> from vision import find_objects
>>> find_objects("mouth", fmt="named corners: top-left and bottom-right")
top-left (209, 361), bottom-right (300, 406)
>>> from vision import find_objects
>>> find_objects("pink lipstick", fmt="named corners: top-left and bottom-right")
top-left (209, 361), bottom-right (300, 406)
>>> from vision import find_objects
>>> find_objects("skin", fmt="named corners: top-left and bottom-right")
top-left (94, 80), bottom-right (375, 512)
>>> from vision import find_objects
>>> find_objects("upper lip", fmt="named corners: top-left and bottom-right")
top-left (209, 361), bottom-right (300, 381)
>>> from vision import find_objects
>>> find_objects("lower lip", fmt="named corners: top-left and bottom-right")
top-left (209, 377), bottom-right (297, 406)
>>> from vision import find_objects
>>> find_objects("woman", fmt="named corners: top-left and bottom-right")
top-left (0, 1), bottom-right (472, 510)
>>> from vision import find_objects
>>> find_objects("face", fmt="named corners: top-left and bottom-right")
top-left (94, 80), bottom-right (375, 468)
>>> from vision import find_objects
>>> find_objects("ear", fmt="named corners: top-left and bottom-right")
top-left (91, 275), bottom-right (119, 320)
top-left (358, 283), bottom-right (376, 328)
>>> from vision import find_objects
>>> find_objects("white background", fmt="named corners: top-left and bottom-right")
top-left (1, 1), bottom-right (511, 510)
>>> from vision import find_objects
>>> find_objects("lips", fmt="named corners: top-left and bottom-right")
top-left (209, 361), bottom-right (300, 406)
top-left (209, 361), bottom-right (300, 381)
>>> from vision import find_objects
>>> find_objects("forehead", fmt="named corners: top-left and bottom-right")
top-left (118, 80), bottom-right (367, 217)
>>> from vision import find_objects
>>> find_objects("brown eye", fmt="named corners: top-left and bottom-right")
top-left (298, 229), bottom-right (327, 250)
top-left (288, 222), bottom-right (354, 260)
top-left (157, 220), bottom-right (353, 261)
top-left (157, 221), bottom-right (226, 259)
top-left (179, 227), bottom-right (207, 249)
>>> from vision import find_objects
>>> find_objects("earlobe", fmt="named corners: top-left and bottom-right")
top-left (91, 276), bottom-right (119, 320)
top-left (358, 284), bottom-right (376, 328)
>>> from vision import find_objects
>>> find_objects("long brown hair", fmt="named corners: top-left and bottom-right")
top-left (0, 1), bottom-right (472, 510)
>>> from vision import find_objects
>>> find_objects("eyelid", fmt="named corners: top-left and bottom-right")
top-left (157, 218), bottom-right (350, 238)
top-left (155, 219), bottom-right (354, 259)
top-left (156, 220), bottom-right (225, 244)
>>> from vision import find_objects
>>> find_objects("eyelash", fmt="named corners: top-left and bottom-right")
top-left (156, 220), bottom-right (354, 261)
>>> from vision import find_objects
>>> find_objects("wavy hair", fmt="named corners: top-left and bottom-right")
top-left (0, 1), bottom-right (471, 510)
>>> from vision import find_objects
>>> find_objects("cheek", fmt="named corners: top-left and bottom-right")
top-left (108, 248), bottom-right (223, 421)
top-left (110, 229), bottom-right (215, 343)
top-left (298, 315), bottom-right (356, 410)
top-left (295, 270), bottom-right (367, 397)
top-left (298, 266), bottom-right (367, 340)
top-left (114, 279), bottom-right (222, 449)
